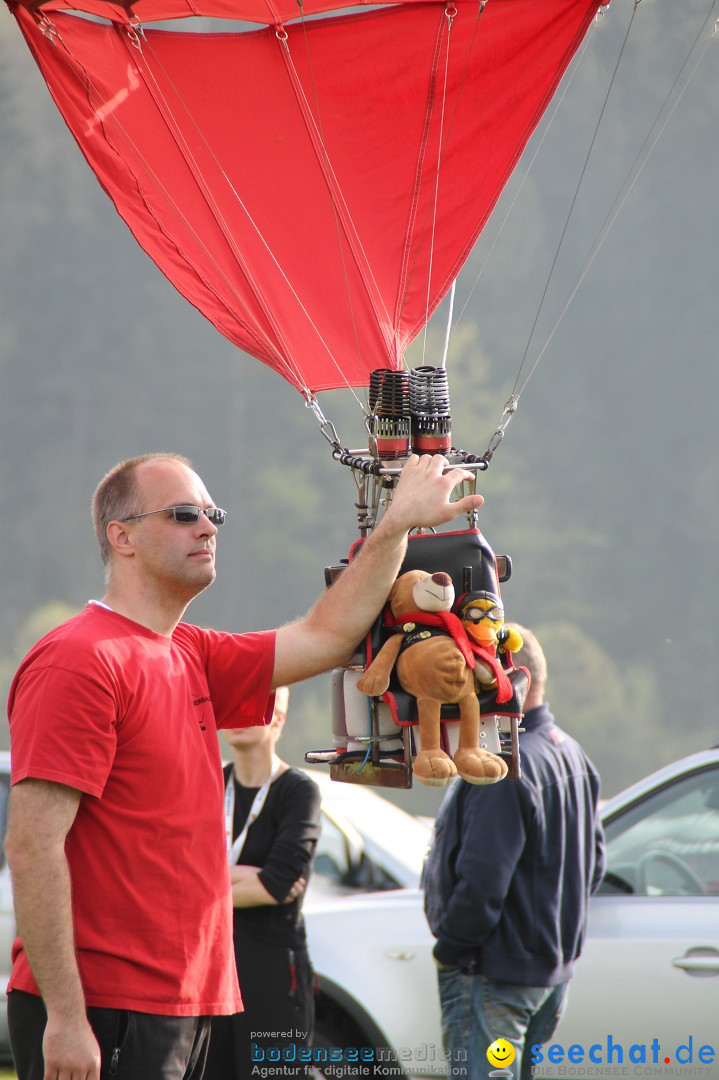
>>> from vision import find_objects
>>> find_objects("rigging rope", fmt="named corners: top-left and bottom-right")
top-left (421, 4), bottom-right (455, 368)
top-left (37, 8), bottom-right (386, 410)
top-left (139, 26), bottom-right (359, 399)
top-left (520, 0), bottom-right (719, 395)
top-left (276, 28), bottom-right (393, 408)
top-left (36, 15), bottom-right (298, 383)
top-left (30, 0), bottom-right (716, 470)
top-left (476, 0), bottom-right (717, 463)
top-left (510, 0), bottom-right (641, 401)
top-left (399, 1), bottom-right (485, 361)
top-left (453, 18), bottom-right (598, 329)
top-left (440, 278), bottom-right (456, 370)
top-left (297, 9), bottom-right (368, 404)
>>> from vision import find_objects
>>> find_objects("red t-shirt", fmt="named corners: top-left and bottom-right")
top-left (7, 603), bottom-right (276, 1015)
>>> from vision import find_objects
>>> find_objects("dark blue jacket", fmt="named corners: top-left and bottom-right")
top-left (423, 704), bottom-right (605, 986)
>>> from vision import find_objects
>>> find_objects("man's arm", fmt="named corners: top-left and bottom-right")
top-left (272, 455), bottom-right (483, 687)
top-left (5, 778), bottom-right (101, 1080)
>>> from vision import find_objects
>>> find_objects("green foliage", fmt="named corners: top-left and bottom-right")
top-left (0, 602), bottom-right (80, 710)
top-left (15, 602), bottom-right (79, 659)
top-left (536, 621), bottom-right (663, 790)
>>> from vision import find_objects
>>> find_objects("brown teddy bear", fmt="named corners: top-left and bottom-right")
top-left (356, 569), bottom-right (508, 787)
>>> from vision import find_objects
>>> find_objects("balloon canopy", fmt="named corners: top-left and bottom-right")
top-left (8, 0), bottom-right (601, 395)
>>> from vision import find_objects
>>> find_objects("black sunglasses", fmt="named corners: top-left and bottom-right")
top-left (121, 505), bottom-right (227, 526)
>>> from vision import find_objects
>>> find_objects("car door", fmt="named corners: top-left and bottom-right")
top-left (552, 759), bottom-right (719, 1060)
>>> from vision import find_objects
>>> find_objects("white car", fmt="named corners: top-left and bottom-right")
top-left (305, 748), bottom-right (719, 1077)
top-left (303, 769), bottom-right (431, 899)
top-left (0, 757), bottom-right (430, 1062)
top-left (4, 752), bottom-right (719, 1075)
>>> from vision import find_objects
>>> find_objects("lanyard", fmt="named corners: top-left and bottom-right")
top-left (225, 754), bottom-right (283, 865)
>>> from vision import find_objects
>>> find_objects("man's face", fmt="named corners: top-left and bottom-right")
top-left (224, 714), bottom-right (284, 752)
top-left (124, 459), bottom-right (220, 598)
top-left (224, 723), bottom-right (274, 751)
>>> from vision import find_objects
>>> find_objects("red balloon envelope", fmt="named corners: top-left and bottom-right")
top-left (8, 0), bottom-right (601, 394)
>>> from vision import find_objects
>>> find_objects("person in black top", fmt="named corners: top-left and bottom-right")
top-left (204, 687), bottom-right (321, 1079)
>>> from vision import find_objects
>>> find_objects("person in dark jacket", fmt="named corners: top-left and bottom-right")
top-left (423, 625), bottom-right (605, 1080)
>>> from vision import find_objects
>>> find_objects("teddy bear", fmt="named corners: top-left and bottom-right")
top-left (356, 569), bottom-right (508, 787)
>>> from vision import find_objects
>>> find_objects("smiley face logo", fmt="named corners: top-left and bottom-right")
top-left (487, 1038), bottom-right (516, 1069)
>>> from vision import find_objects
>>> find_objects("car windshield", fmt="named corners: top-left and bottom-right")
top-left (307, 769), bottom-right (432, 888)
top-left (599, 764), bottom-right (719, 897)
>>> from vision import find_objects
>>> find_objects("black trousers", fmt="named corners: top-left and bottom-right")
top-left (204, 942), bottom-right (315, 1080)
top-left (8, 989), bottom-right (211, 1080)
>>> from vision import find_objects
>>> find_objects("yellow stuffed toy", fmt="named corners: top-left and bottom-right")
top-left (457, 591), bottom-right (523, 692)
top-left (356, 569), bottom-right (509, 787)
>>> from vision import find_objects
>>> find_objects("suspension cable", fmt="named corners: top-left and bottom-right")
top-left (421, 4), bottom-right (455, 367)
top-left (440, 278), bottom-right (457, 369)
top-left (138, 27), bottom-right (352, 398)
top-left (479, 0), bottom-right (716, 463)
top-left (453, 18), bottom-right (598, 329)
top-left (398, 1), bottom-right (486, 349)
top-left (297, 6), bottom-right (368, 403)
top-left (510, 1), bottom-right (641, 400)
top-left (35, 14), bottom-right (300, 383)
top-left (514, 0), bottom-right (718, 400)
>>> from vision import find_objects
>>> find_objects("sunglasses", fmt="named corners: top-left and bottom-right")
top-left (121, 505), bottom-right (227, 526)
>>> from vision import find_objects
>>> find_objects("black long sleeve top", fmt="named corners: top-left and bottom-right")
top-left (225, 764), bottom-right (321, 949)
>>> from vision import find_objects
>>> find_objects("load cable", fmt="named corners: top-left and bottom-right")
top-left (475, 0), bottom-right (716, 465)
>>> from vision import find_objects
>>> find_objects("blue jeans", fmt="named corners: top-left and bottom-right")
top-left (437, 967), bottom-right (568, 1080)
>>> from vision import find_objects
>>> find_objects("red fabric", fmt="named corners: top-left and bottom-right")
top-left (10, 0), bottom-right (474, 22)
top-left (386, 608), bottom-right (512, 702)
top-left (8, 0), bottom-right (599, 393)
top-left (7, 604), bottom-right (276, 1014)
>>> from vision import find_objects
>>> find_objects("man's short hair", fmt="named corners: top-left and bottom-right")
top-left (506, 623), bottom-right (547, 689)
top-left (92, 452), bottom-right (192, 566)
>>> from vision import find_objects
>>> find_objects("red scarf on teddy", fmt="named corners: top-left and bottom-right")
top-left (384, 610), bottom-right (513, 704)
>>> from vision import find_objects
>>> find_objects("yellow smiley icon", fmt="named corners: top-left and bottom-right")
top-left (487, 1038), bottom-right (516, 1069)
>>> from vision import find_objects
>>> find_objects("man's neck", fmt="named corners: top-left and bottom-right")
top-left (101, 585), bottom-right (189, 637)
top-left (523, 692), bottom-right (545, 712)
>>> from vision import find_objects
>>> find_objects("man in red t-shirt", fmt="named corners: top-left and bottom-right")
top-left (5, 450), bottom-right (482, 1080)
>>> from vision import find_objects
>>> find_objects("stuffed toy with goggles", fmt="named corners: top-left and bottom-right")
top-left (457, 591), bottom-right (523, 693)
top-left (356, 570), bottom-right (517, 787)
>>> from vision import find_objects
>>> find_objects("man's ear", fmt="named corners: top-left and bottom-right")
top-left (106, 520), bottom-right (136, 559)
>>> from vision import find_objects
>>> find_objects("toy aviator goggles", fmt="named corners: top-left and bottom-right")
top-left (460, 602), bottom-right (504, 625)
